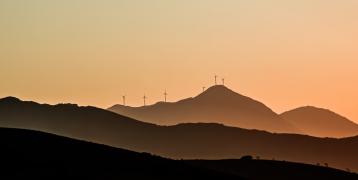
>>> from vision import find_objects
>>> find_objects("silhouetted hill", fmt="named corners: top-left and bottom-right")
top-left (108, 85), bottom-right (299, 133)
top-left (0, 127), bottom-right (241, 179)
top-left (1, 128), bottom-right (356, 180)
top-left (1, 97), bottom-right (358, 172)
top-left (0, 96), bottom-right (159, 151)
top-left (281, 106), bottom-right (358, 137)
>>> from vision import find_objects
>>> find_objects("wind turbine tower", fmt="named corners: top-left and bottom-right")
top-left (164, 90), bottom-right (168, 102)
top-left (215, 75), bottom-right (218, 85)
top-left (122, 95), bottom-right (126, 106)
top-left (143, 94), bottom-right (147, 106)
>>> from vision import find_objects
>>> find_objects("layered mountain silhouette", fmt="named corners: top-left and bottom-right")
top-left (1, 96), bottom-right (358, 172)
top-left (2, 127), bottom-right (357, 180)
top-left (109, 85), bottom-right (358, 138)
top-left (280, 106), bottom-right (358, 138)
top-left (0, 127), bottom-right (240, 179)
top-left (108, 85), bottom-right (299, 133)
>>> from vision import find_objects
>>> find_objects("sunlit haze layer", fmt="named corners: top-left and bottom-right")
top-left (1, 0), bottom-right (357, 122)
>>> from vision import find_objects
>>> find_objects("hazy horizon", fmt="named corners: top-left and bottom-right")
top-left (1, 0), bottom-right (357, 122)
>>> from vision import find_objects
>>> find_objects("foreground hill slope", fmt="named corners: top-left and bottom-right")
top-left (188, 159), bottom-right (358, 180)
top-left (109, 85), bottom-right (299, 133)
top-left (1, 97), bottom-right (358, 172)
top-left (281, 106), bottom-right (358, 137)
top-left (1, 128), bottom-right (357, 180)
top-left (0, 127), bottom-right (241, 179)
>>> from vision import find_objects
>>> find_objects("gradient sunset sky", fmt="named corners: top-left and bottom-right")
top-left (1, 1), bottom-right (357, 122)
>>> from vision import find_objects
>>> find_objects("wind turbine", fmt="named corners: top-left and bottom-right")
top-left (143, 94), bottom-right (147, 106)
top-left (215, 75), bottom-right (218, 85)
top-left (164, 90), bottom-right (168, 102)
top-left (122, 95), bottom-right (126, 106)
top-left (222, 78), bottom-right (225, 85)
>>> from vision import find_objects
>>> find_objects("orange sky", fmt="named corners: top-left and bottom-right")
top-left (1, 0), bottom-right (357, 122)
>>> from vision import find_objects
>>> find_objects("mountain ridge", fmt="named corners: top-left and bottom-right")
top-left (108, 85), bottom-right (300, 133)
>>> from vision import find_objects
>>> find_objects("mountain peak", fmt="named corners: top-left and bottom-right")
top-left (205, 85), bottom-right (233, 92)
top-left (0, 96), bottom-right (21, 104)
top-left (196, 85), bottom-right (238, 98)
top-left (293, 106), bottom-right (330, 111)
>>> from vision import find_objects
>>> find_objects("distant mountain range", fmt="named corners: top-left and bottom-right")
top-left (108, 85), bottom-right (358, 138)
top-left (109, 85), bottom-right (300, 134)
top-left (1, 127), bottom-right (357, 180)
top-left (1, 96), bottom-right (358, 172)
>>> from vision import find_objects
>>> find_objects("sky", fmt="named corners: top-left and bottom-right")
top-left (1, 0), bottom-right (358, 122)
